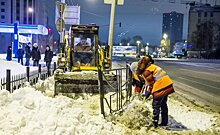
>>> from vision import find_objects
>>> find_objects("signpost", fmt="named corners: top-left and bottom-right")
top-left (56, 18), bottom-right (65, 32)
top-left (56, 1), bottom-right (66, 43)
top-left (14, 22), bottom-right (19, 57)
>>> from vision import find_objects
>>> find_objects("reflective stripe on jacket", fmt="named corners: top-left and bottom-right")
top-left (139, 64), bottom-right (174, 99)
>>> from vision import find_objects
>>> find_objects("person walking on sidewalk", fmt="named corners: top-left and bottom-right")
top-left (17, 45), bottom-right (24, 65)
top-left (32, 43), bottom-right (41, 66)
top-left (131, 55), bottom-right (175, 128)
top-left (6, 46), bottom-right (12, 61)
top-left (44, 45), bottom-right (53, 75)
top-left (25, 42), bottom-right (32, 66)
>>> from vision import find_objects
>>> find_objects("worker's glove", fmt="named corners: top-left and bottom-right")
top-left (141, 85), bottom-right (151, 99)
top-left (138, 75), bottom-right (145, 84)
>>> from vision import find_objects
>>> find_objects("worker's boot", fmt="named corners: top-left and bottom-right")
top-left (152, 120), bottom-right (158, 128)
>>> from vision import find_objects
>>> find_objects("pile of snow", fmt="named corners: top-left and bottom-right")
top-left (0, 88), bottom-right (126, 135)
top-left (114, 99), bottom-right (151, 130)
top-left (34, 76), bottom-right (217, 133)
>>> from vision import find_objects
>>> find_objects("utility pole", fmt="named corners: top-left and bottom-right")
top-left (104, 0), bottom-right (124, 69)
top-left (108, 0), bottom-right (116, 69)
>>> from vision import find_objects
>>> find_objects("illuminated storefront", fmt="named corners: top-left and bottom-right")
top-left (0, 23), bottom-right (48, 54)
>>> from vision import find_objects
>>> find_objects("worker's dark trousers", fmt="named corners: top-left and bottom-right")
top-left (152, 95), bottom-right (168, 127)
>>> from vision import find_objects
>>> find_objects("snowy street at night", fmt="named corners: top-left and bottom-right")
top-left (0, 57), bottom-right (220, 135)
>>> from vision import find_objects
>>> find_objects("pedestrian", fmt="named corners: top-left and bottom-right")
top-left (44, 45), bottom-right (53, 75)
top-left (131, 55), bottom-right (175, 128)
top-left (25, 42), bottom-right (32, 66)
top-left (6, 46), bottom-right (12, 61)
top-left (17, 45), bottom-right (24, 65)
top-left (32, 43), bottom-right (41, 66)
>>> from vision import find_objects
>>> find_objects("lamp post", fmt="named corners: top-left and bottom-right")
top-left (136, 40), bottom-right (141, 55)
top-left (28, 7), bottom-right (34, 43)
top-left (163, 33), bottom-right (169, 56)
top-left (28, 7), bottom-right (34, 25)
top-left (146, 42), bottom-right (149, 55)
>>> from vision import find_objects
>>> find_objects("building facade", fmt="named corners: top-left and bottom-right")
top-left (188, 4), bottom-right (220, 51)
top-left (0, 0), bottom-right (48, 53)
top-left (162, 11), bottom-right (184, 52)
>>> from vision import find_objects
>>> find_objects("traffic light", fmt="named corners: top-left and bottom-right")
top-left (119, 22), bottom-right (121, 27)
top-left (48, 28), bottom-right (52, 34)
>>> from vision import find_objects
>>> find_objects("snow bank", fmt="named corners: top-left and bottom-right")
top-left (114, 99), bottom-right (151, 130)
top-left (0, 88), bottom-right (126, 135)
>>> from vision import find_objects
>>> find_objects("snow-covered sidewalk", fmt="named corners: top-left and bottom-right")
top-left (0, 60), bottom-right (39, 79)
top-left (0, 54), bottom-right (57, 79)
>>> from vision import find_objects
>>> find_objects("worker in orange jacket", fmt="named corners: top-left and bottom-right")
top-left (131, 55), bottom-right (175, 128)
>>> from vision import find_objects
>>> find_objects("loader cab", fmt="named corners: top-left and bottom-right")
top-left (69, 25), bottom-right (100, 71)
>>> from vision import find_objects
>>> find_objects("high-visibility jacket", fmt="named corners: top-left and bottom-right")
top-left (142, 64), bottom-right (174, 99)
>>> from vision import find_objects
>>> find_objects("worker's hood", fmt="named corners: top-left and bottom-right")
top-left (130, 62), bottom-right (138, 73)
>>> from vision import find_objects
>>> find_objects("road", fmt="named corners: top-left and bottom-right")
top-left (113, 56), bottom-right (220, 112)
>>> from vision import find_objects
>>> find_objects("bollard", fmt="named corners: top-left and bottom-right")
top-left (26, 67), bottom-right (30, 82)
top-left (53, 62), bottom-right (56, 73)
top-left (38, 64), bottom-right (41, 80)
top-left (98, 68), bottom-right (105, 117)
top-left (38, 64), bottom-right (41, 74)
top-left (6, 69), bottom-right (11, 92)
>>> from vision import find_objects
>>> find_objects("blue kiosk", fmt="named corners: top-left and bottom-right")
top-left (0, 23), bottom-right (48, 54)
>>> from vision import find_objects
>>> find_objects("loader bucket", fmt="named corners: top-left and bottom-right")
top-left (54, 69), bottom-right (117, 96)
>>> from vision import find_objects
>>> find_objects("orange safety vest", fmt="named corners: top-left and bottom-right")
top-left (145, 64), bottom-right (173, 94)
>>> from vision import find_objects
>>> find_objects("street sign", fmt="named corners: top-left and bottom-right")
top-left (64, 6), bottom-right (80, 25)
top-left (104, 0), bottom-right (124, 5)
top-left (104, 0), bottom-right (112, 4)
top-left (56, 1), bottom-right (66, 17)
top-left (56, 18), bottom-right (65, 32)
top-left (117, 0), bottom-right (124, 5)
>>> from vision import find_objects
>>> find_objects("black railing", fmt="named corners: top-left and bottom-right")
top-left (0, 62), bottom-right (56, 93)
top-left (98, 64), bottom-right (132, 117)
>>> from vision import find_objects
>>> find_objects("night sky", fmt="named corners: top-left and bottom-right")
top-left (50, 0), bottom-right (192, 45)
top-left (68, 0), bottom-right (189, 45)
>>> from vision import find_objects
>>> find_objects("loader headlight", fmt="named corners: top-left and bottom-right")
top-left (61, 58), bottom-right (65, 61)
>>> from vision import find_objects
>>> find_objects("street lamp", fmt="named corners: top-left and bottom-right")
top-left (27, 7), bottom-right (34, 43)
top-left (28, 7), bottom-right (33, 13)
top-left (162, 33), bottom-right (170, 56)
top-left (146, 43), bottom-right (149, 55)
top-left (127, 43), bottom-right (130, 46)
top-left (136, 40), bottom-right (141, 55)
top-left (163, 33), bottom-right (168, 40)
top-left (119, 43), bottom-right (122, 46)
top-left (146, 42), bottom-right (149, 46)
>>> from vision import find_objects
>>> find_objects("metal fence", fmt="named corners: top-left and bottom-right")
top-left (0, 62), bottom-right (56, 93)
top-left (98, 64), bottom-right (133, 117)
